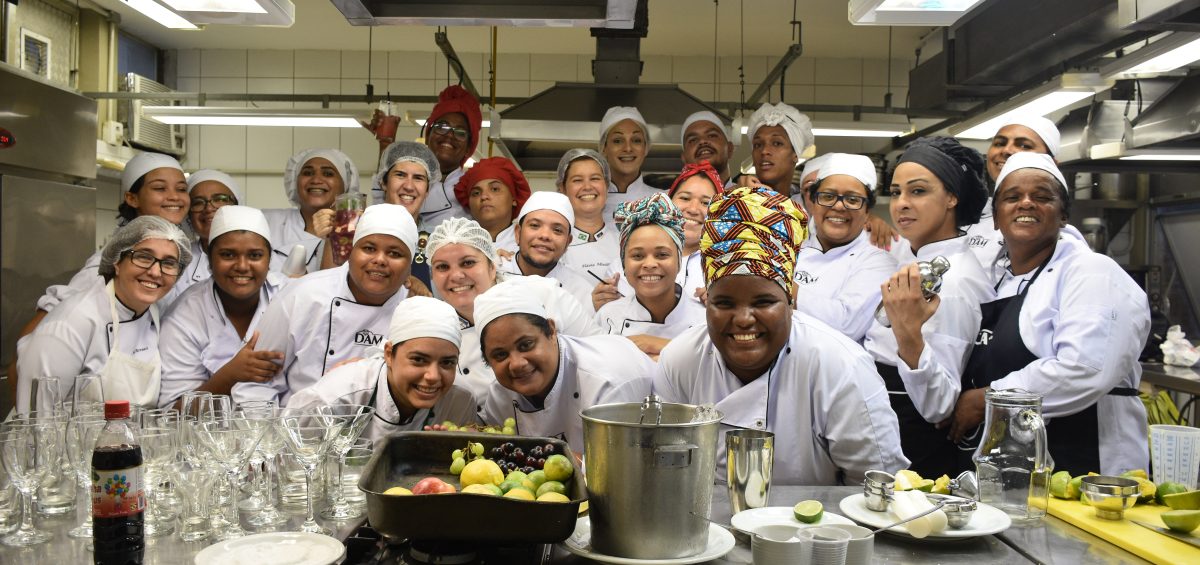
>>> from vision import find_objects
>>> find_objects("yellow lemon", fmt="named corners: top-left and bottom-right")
top-left (504, 488), bottom-right (535, 501)
top-left (383, 486), bottom-right (413, 496)
top-left (462, 484), bottom-right (501, 496)
top-left (537, 492), bottom-right (570, 503)
top-left (460, 459), bottom-right (504, 487)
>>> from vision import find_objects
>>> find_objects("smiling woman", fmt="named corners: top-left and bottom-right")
top-left (262, 148), bottom-right (360, 275)
top-left (558, 148), bottom-right (621, 279)
top-left (452, 156), bottom-right (532, 254)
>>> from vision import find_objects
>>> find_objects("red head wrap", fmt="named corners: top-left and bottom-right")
top-left (668, 160), bottom-right (725, 199)
top-left (425, 85), bottom-right (483, 167)
top-left (454, 157), bottom-right (532, 220)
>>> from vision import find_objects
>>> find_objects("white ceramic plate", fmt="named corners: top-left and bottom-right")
top-left (194, 532), bottom-right (346, 565)
top-left (730, 506), bottom-right (855, 534)
top-left (837, 493), bottom-right (1012, 540)
top-left (560, 517), bottom-right (736, 565)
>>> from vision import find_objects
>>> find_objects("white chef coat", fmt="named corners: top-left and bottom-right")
top-left (793, 231), bottom-right (897, 343)
top-left (157, 272), bottom-right (289, 407)
top-left (18, 280), bottom-right (161, 414)
top-left (603, 175), bottom-right (664, 219)
top-left (231, 263), bottom-right (409, 406)
top-left (419, 167), bottom-right (469, 231)
top-left (963, 198), bottom-right (1005, 282)
top-left (864, 236), bottom-right (996, 423)
top-left (494, 224), bottom-right (518, 256)
top-left (287, 356), bottom-right (479, 444)
top-left (654, 315), bottom-right (909, 486)
top-left (986, 230), bottom-right (1150, 475)
top-left (594, 290), bottom-right (706, 340)
top-left (478, 334), bottom-right (654, 454)
top-left (498, 256), bottom-right (597, 315)
top-left (606, 251), bottom-right (705, 307)
top-left (37, 247), bottom-right (188, 314)
top-left (456, 274), bottom-right (602, 397)
top-left (176, 239), bottom-right (210, 295)
top-left (562, 219), bottom-right (620, 280)
top-left (262, 208), bottom-right (324, 275)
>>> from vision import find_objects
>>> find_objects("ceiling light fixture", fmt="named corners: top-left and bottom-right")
top-left (849, 0), bottom-right (987, 26)
top-left (950, 73), bottom-right (1113, 140)
top-left (1102, 32), bottom-right (1200, 78)
top-left (739, 121), bottom-right (912, 138)
top-left (143, 106), bottom-right (364, 127)
top-left (161, 0), bottom-right (264, 12)
top-left (1089, 142), bottom-right (1200, 161)
top-left (122, 0), bottom-right (198, 29)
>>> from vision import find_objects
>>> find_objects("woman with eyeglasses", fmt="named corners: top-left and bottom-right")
top-left (792, 154), bottom-right (897, 342)
top-left (17, 216), bottom-right (192, 412)
top-left (177, 169), bottom-right (245, 293)
top-left (419, 85), bottom-right (483, 231)
top-left (263, 148), bottom-right (360, 275)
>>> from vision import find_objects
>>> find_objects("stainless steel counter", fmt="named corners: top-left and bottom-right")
top-left (1141, 362), bottom-right (1200, 423)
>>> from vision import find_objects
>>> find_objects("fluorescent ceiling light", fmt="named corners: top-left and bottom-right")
top-left (951, 73), bottom-right (1112, 140)
top-left (1090, 142), bottom-right (1200, 161)
top-left (144, 106), bottom-right (363, 127)
top-left (1103, 33), bottom-right (1200, 78)
top-left (849, 0), bottom-right (987, 26)
top-left (122, 0), bottom-right (198, 29)
top-left (162, 0), bottom-right (265, 13)
top-left (739, 122), bottom-right (911, 138)
top-left (1121, 154), bottom-right (1200, 161)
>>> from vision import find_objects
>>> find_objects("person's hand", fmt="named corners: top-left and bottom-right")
top-left (219, 332), bottom-right (283, 384)
top-left (881, 263), bottom-right (941, 368)
top-left (591, 274), bottom-right (622, 311)
top-left (423, 423), bottom-right (455, 431)
top-left (693, 286), bottom-right (708, 306)
top-left (496, 248), bottom-right (515, 261)
top-left (626, 334), bottom-right (670, 357)
top-left (327, 356), bottom-right (363, 372)
top-left (741, 174), bottom-right (765, 189)
top-left (406, 277), bottom-right (433, 297)
top-left (946, 388), bottom-right (988, 443)
top-left (312, 208), bottom-right (335, 239)
top-left (865, 213), bottom-right (899, 251)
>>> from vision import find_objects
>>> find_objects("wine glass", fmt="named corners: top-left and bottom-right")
top-left (316, 404), bottom-right (375, 520)
top-left (137, 426), bottom-right (176, 537)
top-left (195, 416), bottom-right (265, 540)
top-left (27, 376), bottom-right (62, 416)
top-left (65, 414), bottom-right (107, 538)
top-left (70, 375), bottom-right (104, 415)
top-left (278, 411), bottom-right (342, 535)
top-left (0, 419), bottom-right (60, 546)
top-left (238, 401), bottom-right (287, 528)
top-left (179, 390), bottom-right (213, 420)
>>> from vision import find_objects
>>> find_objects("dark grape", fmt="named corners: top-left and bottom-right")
top-left (491, 447), bottom-right (503, 458)
top-left (522, 466), bottom-right (535, 474)
top-left (543, 443), bottom-right (556, 454)
top-left (501, 442), bottom-right (515, 455)
top-left (512, 448), bottom-right (524, 459)
top-left (536, 457), bottom-right (546, 469)
top-left (529, 446), bottom-right (543, 458)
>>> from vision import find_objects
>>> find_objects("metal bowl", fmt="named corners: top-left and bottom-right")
top-left (1080, 476), bottom-right (1139, 520)
top-left (862, 470), bottom-right (895, 512)
top-left (925, 494), bottom-right (977, 529)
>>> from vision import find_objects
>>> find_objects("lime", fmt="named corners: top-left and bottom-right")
top-left (932, 474), bottom-right (951, 495)
top-left (1162, 510), bottom-right (1200, 533)
top-left (504, 488), bottom-right (535, 500)
top-left (462, 484), bottom-right (500, 496)
top-left (498, 479), bottom-right (528, 494)
top-left (1121, 469), bottom-right (1149, 480)
top-left (537, 492), bottom-right (570, 503)
top-left (1164, 490), bottom-right (1200, 510)
top-left (537, 480), bottom-right (567, 498)
top-left (527, 470), bottom-right (548, 489)
top-left (1131, 477), bottom-right (1156, 504)
top-left (506, 470), bottom-right (528, 484)
top-left (544, 454), bottom-right (574, 482)
top-left (1068, 476), bottom-right (1085, 501)
top-left (460, 459), bottom-right (504, 487)
top-left (1157, 482), bottom-right (1189, 506)
top-left (895, 470), bottom-right (923, 491)
top-left (793, 500), bottom-right (824, 524)
top-left (1049, 471), bottom-right (1072, 499)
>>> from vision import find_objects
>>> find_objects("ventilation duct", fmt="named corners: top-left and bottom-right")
top-left (327, 0), bottom-right (636, 28)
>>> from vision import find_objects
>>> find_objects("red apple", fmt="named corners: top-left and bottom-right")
top-left (411, 477), bottom-right (457, 495)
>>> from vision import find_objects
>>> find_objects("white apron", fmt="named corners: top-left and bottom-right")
top-left (102, 282), bottom-right (161, 408)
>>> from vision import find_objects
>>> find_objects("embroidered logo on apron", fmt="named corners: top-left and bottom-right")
top-left (354, 329), bottom-right (385, 346)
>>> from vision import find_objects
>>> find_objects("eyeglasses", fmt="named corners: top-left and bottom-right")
top-left (814, 191), bottom-right (868, 210)
top-left (190, 194), bottom-right (236, 212)
top-left (121, 250), bottom-right (182, 276)
top-left (429, 121), bottom-right (469, 141)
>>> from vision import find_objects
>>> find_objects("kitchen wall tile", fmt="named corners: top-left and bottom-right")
top-left (495, 80), bottom-right (530, 98)
top-left (246, 78), bottom-right (293, 109)
top-left (340, 128), bottom-right (382, 176)
top-left (497, 53), bottom-right (530, 81)
top-left (201, 50), bottom-right (247, 78)
top-left (815, 58), bottom-right (862, 86)
top-left (341, 50), bottom-right (389, 80)
top-left (294, 50), bottom-right (341, 79)
top-left (781, 57), bottom-right (815, 86)
top-left (673, 56), bottom-right (715, 85)
top-left (861, 86), bottom-right (908, 109)
top-left (248, 50), bottom-right (293, 78)
top-left (782, 84), bottom-right (815, 106)
top-left (720, 55), bottom-right (768, 85)
top-left (246, 127), bottom-right (293, 173)
top-left (293, 127), bottom-right (340, 154)
top-left (678, 82), bottom-right (718, 101)
top-left (201, 77), bottom-right (248, 108)
top-left (177, 49), bottom-right (201, 77)
top-left (183, 126), bottom-right (201, 168)
top-left (293, 78), bottom-right (341, 96)
top-left (815, 85), bottom-right (862, 105)
top-left (577, 55), bottom-right (593, 82)
top-left (244, 174), bottom-right (291, 209)
top-left (387, 79), bottom-right (437, 97)
top-left (390, 51), bottom-right (436, 80)
top-left (198, 125), bottom-right (247, 170)
top-left (528, 81), bottom-right (554, 98)
top-left (642, 55), bottom-right (672, 83)
top-left (530, 54), bottom-right (578, 82)
top-left (176, 77), bottom-right (200, 92)
top-left (892, 59), bottom-right (913, 86)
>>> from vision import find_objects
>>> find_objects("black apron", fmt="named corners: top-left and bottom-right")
top-left (956, 259), bottom-right (1137, 476)
top-left (876, 362), bottom-right (959, 479)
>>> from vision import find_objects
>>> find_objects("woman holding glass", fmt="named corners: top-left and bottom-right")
top-left (263, 148), bottom-right (360, 274)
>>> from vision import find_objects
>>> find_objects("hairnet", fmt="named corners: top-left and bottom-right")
top-left (453, 157), bottom-right (531, 218)
top-left (473, 277), bottom-right (549, 334)
top-left (681, 111), bottom-right (732, 146)
top-left (746, 103), bottom-right (815, 158)
top-left (389, 296), bottom-right (462, 348)
top-left (371, 141), bottom-right (441, 205)
top-left (556, 148), bottom-right (611, 188)
top-left (426, 217), bottom-right (501, 268)
top-left (701, 186), bottom-right (808, 299)
top-left (615, 193), bottom-right (685, 264)
top-left (996, 114), bottom-right (1061, 156)
top-left (668, 160), bottom-right (725, 199)
top-left (283, 148), bottom-right (360, 207)
top-left (897, 137), bottom-right (987, 228)
top-left (123, 153), bottom-right (183, 193)
top-left (99, 215), bottom-right (192, 279)
top-left (599, 106), bottom-right (650, 149)
top-left (517, 191), bottom-right (575, 227)
top-left (353, 204), bottom-right (419, 255)
top-left (208, 205), bottom-right (271, 247)
top-left (425, 85), bottom-right (483, 166)
top-left (187, 169), bottom-right (244, 204)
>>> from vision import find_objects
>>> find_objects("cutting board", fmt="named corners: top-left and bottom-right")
top-left (1048, 498), bottom-right (1200, 565)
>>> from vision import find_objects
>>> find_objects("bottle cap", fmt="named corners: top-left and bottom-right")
top-left (104, 400), bottom-right (130, 420)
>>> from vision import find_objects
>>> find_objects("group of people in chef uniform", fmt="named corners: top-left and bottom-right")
top-left (12, 82), bottom-right (1152, 486)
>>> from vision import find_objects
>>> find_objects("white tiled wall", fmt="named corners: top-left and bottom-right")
top-left (173, 48), bottom-right (913, 208)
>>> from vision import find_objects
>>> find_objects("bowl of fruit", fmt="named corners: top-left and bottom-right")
top-left (358, 431), bottom-right (585, 543)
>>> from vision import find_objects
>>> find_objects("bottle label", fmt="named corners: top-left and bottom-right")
top-left (91, 465), bottom-right (145, 518)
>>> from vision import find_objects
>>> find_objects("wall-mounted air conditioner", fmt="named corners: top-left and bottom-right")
top-left (118, 73), bottom-right (185, 156)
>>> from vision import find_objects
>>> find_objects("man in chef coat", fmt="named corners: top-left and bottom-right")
top-left (654, 186), bottom-right (908, 486)
top-left (497, 191), bottom-right (598, 313)
top-left (419, 85), bottom-right (482, 231)
top-left (232, 204), bottom-right (417, 406)
top-left (679, 111), bottom-right (736, 186)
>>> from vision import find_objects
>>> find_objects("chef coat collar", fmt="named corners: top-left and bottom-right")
top-left (913, 235), bottom-right (968, 262)
top-left (571, 221), bottom-right (614, 244)
top-left (801, 229), bottom-right (873, 258)
top-left (607, 174), bottom-right (646, 194)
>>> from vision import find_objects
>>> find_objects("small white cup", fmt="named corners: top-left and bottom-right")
top-left (823, 524), bottom-right (874, 565)
top-left (751, 524), bottom-right (805, 565)
top-left (795, 526), bottom-right (851, 565)
top-left (1151, 424), bottom-right (1200, 489)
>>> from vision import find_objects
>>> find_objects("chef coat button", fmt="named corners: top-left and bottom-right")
top-left (462, 368), bottom-right (469, 374)
top-left (786, 347), bottom-right (792, 354)
top-left (624, 322), bottom-right (631, 328)
top-left (328, 349), bottom-right (335, 356)
top-left (573, 392), bottom-right (579, 399)
top-left (754, 419), bottom-right (765, 429)
top-left (334, 300), bottom-right (341, 306)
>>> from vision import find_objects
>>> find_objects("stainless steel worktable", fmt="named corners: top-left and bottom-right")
top-left (1141, 362), bottom-right (1200, 423)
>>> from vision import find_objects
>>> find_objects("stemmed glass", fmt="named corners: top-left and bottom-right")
top-left (278, 411), bottom-right (343, 535)
top-left (0, 418), bottom-right (60, 546)
top-left (137, 426), bottom-right (176, 537)
top-left (65, 414), bottom-right (107, 538)
top-left (70, 375), bottom-right (104, 413)
top-left (28, 376), bottom-right (62, 415)
top-left (317, 404), bottom-right (375, 520)
top-left (195, 415), bottom-right (265, 540)
top-left (238, 401), bottom-right (287, 528)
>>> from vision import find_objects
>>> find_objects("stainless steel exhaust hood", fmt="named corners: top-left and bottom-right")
top-left (328, 0), bottom-right (636, 28)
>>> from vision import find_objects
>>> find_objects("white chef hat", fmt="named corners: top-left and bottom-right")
top-left (283, 148), bottom-right (361, 206)
top-left (994, 152), bottom-right (1068, 192)
top-left (187, 169), bottom-right (245, 204)
top-left (123, 153), bottom-right (183, 193)
top-left (353, 203), bottom-right (419, 256)
top-left (799, 153), bottom-right (831, 182)
top-left (995, 115), bottom-right (1061, 156)
top-left (817, 153), bottom-right (878, 191)
top-left (746, 102), bottom-right (815, 158)
top-left (473, 277), bottom-right (549, 334)
top-left (516, 191), bottom-right (575, 227)
top-left (208, 205), bottom-right (271, 246)
top-left (599, 106), bottom-right (651, 149)
top-left (388, 296), bottom-right (462, 348)
top-left (680, 111), bottom-right (732, 146)
top-left (426, 217), bottom-right (500, 267)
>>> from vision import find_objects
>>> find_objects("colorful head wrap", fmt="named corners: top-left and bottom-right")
top-left (614, 193), bottom-right (685, 264)
top-left (424, 85), bottom-right (483, 166)
top-left (453, 157), bottom-right (532, 220)
top-left (668, 160), bottom-right (725, 199)
top-left (701, 186), bottom-right (808, 298)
